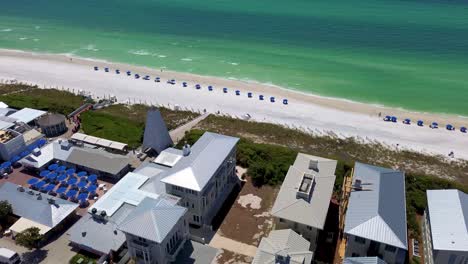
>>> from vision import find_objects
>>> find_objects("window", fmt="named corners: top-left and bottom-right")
top-left (307, 226), bottom-right (312, 231)
top-left (192, 203), bottom-right (195, 209)
top-left (193, 215), bottom-right (199, 222)
top-left (137, 237), bottom-right (147, 243)
top-left (354, 236), bottom-right (366, 244)
top-left (279, 218), bottom-right (285, 223)
top-left (385, 245), bottom-right (397, 253)
top-left (448, 254), bottom-right (457, 264)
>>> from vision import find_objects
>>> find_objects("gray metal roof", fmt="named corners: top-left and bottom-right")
top-left (69, 203), bottom-right (134, 254)
top-left (175, 240), bottom-right (220, 264)
top-left (344, 163), bottom-right (408, 249)
top-left (66, 147), bottom-right (129, 175)
top-left (0, 120), bottom-right (14, 130)
top-left (160, 132), bottom-right (239, 191)
top-left (343, 257), bottom-right (388, 264)
top-left (8, 108), bottom-right (46, 124)
top-left (142, 109), bottom-right (173, 154)
top-left (118, 197), bottom-right (186, 243)
top-left (252, 229), bottom-right (313, 264)
top-left (271, 153), bottom-right (337, 229)
top-left (37, 113), bottom-right (66, 126)
top-left (426, 189), bottom-right (468, 251)
top-left (0, 182), bottom-right (78, 229)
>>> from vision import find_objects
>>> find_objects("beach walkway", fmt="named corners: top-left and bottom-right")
top-left (169, 112), bottom-right (210, 143)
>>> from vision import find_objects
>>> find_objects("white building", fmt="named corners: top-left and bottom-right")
top-left (271, 153), bottom-right (337, 252)
top-left (422, 189), bottom-right (468, 264)
top-left (0, 129), bottom-right (26, 161)
top-left (343, 163), bottom-right (407, 264)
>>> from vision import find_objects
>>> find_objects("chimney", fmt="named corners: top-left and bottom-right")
top-left (309, 160), bottom-right (319, 172)
top-left (354, 179), bottom-right (362, 190)
top-left (182, 143), bottom-right (191, 156)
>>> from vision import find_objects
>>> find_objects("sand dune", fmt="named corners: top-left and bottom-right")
top-left (1, 49), bottom-right (467, 159)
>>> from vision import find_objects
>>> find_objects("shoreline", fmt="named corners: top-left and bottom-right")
top-left (1, 48), bottom-right (467, 125)
top-left (1, 49), bottom-right (468, 159)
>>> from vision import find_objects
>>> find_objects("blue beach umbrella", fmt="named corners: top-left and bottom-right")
top-left (235, 90), bottom-right (240, 96)
top-left (27, 178), bottom-right (39, 185)
top-left (384, 115), bottom-right (391, 121)
top-left (446, 124), bottom-right (455, 131)
top-left (208, 86), bottom-right (213, 91)
top-left (56, 187), bottom-right (67, 194)
top-left (259, 95), bottom-right (264, 101)
top-left (126, 70), bottom-right (131, 76)
top-left (391, 116), bottom-right (397, 123)
top-left (56, 166), bottom-right (66, 172)
top-left (66, 168), bottom-right (75, 175)
top-left (247, 92), bottom-right (253, 98)
top-left (403, 118), bottom-right (411, 125)
top-left (195, 84), bottom-right (201, 89)
top-left (39, 170), bottom-right (50, 177)
top-left (68, 177), bottom-right (78, 185)
top-left (44, 184), bottom-right (56, 192)
top-left (77, 171), bottom-right (87, 177)
top-left (417, 120), bottom-right (424, 126)
top-left (87, 185), bottom-right (97, 193)
top-left (223, 88), bottom-right (228, 93)
top-left (88, 174), bottom-right (97, 182)
top-left (431, 122), bottom-right (439, 128)
top-left (77, 181), bottom-right (87, 189)
top-left (57, 174), bottom-right (67, 181)
top-left (94, 66), bottom-right (99, 71)
top-left (461, 127), bottom-right (467, 133)
top-left (270, 97), bottom-right (275, 103)
top-left (155, 77), bottom-right (160, 82)
top-left (35, 181), bottom-right (46, 189)
top-left (46, 172), bottom-right (57, 180)
top-left (77, 193), bottom-right (88, 200)
top-left (48, 163), bottom-right (59, 171)
top-left (283, 99), bottom-right (288, 105)
top-left (115, 69), bottom-right (120, 74)
top-left (66, 190), bottom-right (77, 199)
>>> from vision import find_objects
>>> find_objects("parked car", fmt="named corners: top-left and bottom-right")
top-left (0, 248), bottom-right (21, 264)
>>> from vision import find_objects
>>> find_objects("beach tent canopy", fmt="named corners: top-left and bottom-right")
top-left (417, 120), bottom-right (424, 126)
top-left (461, 127), bottom-right (467, 133)
top-left (94, 66), bottom-right (99, 71)
top-left (283, 99), bottom-right (288, 105)
top-left (259, 95), bottom-right (264, 100)
top-left (235, 90), bottom-right (240, 95)
top-left (142, 109), bottom-right (173, 154)
top-left (248, 92), bottom-right (253, 98)
top-left (391, 116), bottom-right (397, 122)
top-left (223, 88), bottom-right (228, 93)
top-left (446, 124), bottom-right (454, 130)
top-left (270, 97), bottom-right (275, 102)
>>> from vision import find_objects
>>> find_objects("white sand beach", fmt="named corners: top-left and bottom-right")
top-left (1, 49), bottom-right (467, 159)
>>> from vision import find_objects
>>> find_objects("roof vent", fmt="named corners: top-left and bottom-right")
top-left (32, 148), bottom-right (41, 156)
top-left (296, 173), bottom-right (315, 201)
top-left (17, 185), bottom-right (25, 192)
top-left (309, 160), bottom-right (319, 172)
top-left (48, 198), bottom-right (55, 204)
top-left (100, 210), bottom-right (107, 217)
top-left (353, 179), bottom-right (362, 190)
top-left (182, 143), bottom-right (191, 156)
top-left (37, 193), bottom-right (42, 200)
top-left (91, 208), bottom-right (97, 214)
top-left (28, 190), bottom-right (34, 195)
top-left (82, 232), bottom-right (86, 237)
top-left (114, 230), bottom-right (118, 235)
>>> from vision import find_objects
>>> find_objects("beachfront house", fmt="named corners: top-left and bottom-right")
top-left (118, 197), bottom-right (189, 264)
top-left (343, 163), bottom-right (407, 264)
top-left (160, 132), bottom-right (239, 228)
top-left (422, 189), bottom-right (468, 264)
top-left (252, 229), bottom-right (313, 264)
top-left (271, 153), bottom-right (337, 251)
top-left (343, 256), bottom-right (388, 264)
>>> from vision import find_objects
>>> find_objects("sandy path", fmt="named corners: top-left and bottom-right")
top-left (209, 234), bottom-right (258, 257)
top-left (1, 49), bottom-right (467, 159)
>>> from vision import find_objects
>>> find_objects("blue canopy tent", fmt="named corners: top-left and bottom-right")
top-left (431, 122), bottom-right (439, 129)
top-left (115, 69), bottom-right (120, 74)
top-left (182, 82), bottom-right (188, 87)
top-left (48, 163), bottom-right (59, 171)
top-left (384, 115), bottom-right (391, 121)
top-left (247, 92), bottom-right (253, 98)
top-left (270, 97), bottom-right (275, 103)
top-left (403, 118), bottom-right (411, 125)
top-left (87, 185), bottom-right (97, 193)
top-left (208, 86), bottom-right (213, 91)
top-left (77, 193), bottom-right (88, 201)
top-left (143, 75), bottom-right (150, 80)
top-left (66, 190), bottom-right (77, 199)
top-left (57, 174), bottom-right (67, 181)
top-left (235, 90), bottom-right (240, 96)
top-left (461, 127), bottom-right (467, 133)
top-left (44, 184), bottom-right (56, 192)
top-left (77, 171), bottom-right (87, 177)
top-left (126, 70), bottom-right (131, 76)
top-left (27, 178), bottom-right (39, 185)
top-left (223, 88), bottom-right (228, 93)
top-left (88, 174), bottom-right (97, 182)
top-left (259, 95), bottom-right (264, 101)
top-left (39, 170), bottom-right (50, 177)
top-left (155, 77), bottom-right (161, 82)
top-left (283, 99), bottom-right (288, 105)
top-left (56, 187), bottom-right (67, 194)
top-left (94, 66), bottom-right (99, 71)
top-left (391, 116), bottom-right (397, 123)
top-left (66, 168), bottom-right (76, 175)
top-left (77, 181), bottom-right (87, 189)
top-left (104, 67), bottom-right (109, 72)
top-left (67, 177), bottom-right (78, 185)
top-left (195, 84), bottom-right (201, 90)
top-left (46, 172), bottom-right (57, 180)
top-left (134, 74), bottom-right (140, 79)
top-left (35, 181), bottom-right (46, 189)
top-left (446, 124), bottom-right (455, 131)
top-left (417, 120), bottom-right (424, 126)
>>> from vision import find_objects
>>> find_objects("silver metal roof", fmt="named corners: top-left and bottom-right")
top-left (8, 108), bottom-right (46, 124)
top-left (344, 163), bottom-right (408, 249)
top-left (118, 197), bottom-right (186, 243)
top-left (426, 189), bottom-right (468, 251)
top-left (252, 229), bottom-right (313, 264)
top-left (66, 147), bottom-right (129, 175)
top-left (0, 182), bottom-right (78, 229)
top-left (69, 203), bottom-right (134, 254)
top-left (0, 120), bottom-right (14, 130)
top-left (142, 109), bottom-right (173, 154)
top-left (271, 153), bottom-right (337, 229)
top-left (160, 132), bottom-right (239, 191)
top-left (343, 257), bottom-right (388, 264)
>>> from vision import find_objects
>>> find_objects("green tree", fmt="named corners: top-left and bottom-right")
top-left (15, 227), bottom-right (43, 250)
top-left (0, 200), bottom-right (12, 223)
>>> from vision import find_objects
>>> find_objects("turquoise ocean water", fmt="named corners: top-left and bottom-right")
top-left (1, 0), bottom-right (468, 115)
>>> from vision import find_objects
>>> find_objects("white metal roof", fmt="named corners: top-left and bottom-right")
top-left (153, 150), bottom-right (183, 168)
top-left (344, 163), bottom-right (408, 250)
top-left (426, 189), bottom-right (468, 251)
top-left (271, 153), bottom-right (337, 229)
top-left (0, 247), bottom-right (16, 258)
top-left (8, 108), bottom-right (46, 123)
top-left (0, 102), bottom-right (8, 108)
top-left (71, 132), bottom-right (128, 151)
top-left (0, 120), bottom-right (14, 130)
